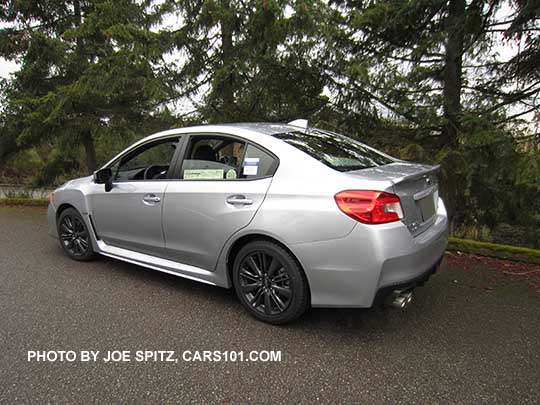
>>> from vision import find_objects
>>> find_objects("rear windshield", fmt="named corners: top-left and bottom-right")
top-left (273, 128), bottom-right (394, 171)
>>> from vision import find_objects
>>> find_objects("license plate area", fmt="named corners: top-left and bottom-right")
top-left (417, 190), bottom-right (437, 221)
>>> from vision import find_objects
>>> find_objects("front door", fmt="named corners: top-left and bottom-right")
top-left (162, 135), bottom-right (278, 270)
top-left (89, 136), bottom-right (182, 257)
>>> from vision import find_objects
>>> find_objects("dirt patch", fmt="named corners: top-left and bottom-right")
top-left (445, 251), bottom-right (540, 291)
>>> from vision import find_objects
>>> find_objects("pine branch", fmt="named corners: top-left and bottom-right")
top-left (495, 105), bottom-right (539, 124)
top-left (460, 0), bottom-right (498, 57)
top-left (486, 19), bottom-right (517, 27)
top-left (480, 81), bottom-right (540, 115)
top-left (486, 28), bottom-right (539, 33)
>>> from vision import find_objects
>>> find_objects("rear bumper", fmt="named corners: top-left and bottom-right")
top-left (376, 216), bottom-right (447, 290)
top-left (290, 199), bottom-right (448, 308)
top-left (373, 255), bottom-right (443, 306)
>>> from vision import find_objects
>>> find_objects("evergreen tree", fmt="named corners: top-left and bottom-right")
top-left (166, 0), bottom-right (330, 123)
top-left (0, 0), bottom-right (175, 174)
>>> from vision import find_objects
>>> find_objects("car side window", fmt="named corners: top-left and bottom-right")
top-left (113, 138), bottom-right (179, 181)
top-left (241, 144), bottom-right (277, 179)
top-left (180, 136), bottom-right (246, 180)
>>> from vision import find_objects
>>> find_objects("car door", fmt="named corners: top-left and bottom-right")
top-left (162, 134), bottom-right (278, 270)
top-left (89, 136), bottom-right (183, 257)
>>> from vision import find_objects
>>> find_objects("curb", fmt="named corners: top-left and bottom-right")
top-left (0, 198), bottom-right (49, 207)
top-left (448, 237), bottom-right (540, 265)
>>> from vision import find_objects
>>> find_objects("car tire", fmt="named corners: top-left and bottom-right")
top-left (232, 240), bottom-right (310, 324)
top-left (57, 208), bottom-right (95, 261)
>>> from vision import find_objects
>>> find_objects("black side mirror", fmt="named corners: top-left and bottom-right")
top-left (93, 168), bottom-right (113, 192)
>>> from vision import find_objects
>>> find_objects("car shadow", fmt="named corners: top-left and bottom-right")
top-left (69, 250), bottom-right (438, 337)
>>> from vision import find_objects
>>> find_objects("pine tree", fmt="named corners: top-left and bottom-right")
top-left (325, 0), bottom-right (538, 144)
top-left (0, 0), bottom-right (175, 174)
top-left (166, 0), bottom-right (330, 123)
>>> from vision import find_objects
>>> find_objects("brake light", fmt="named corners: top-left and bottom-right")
top-left (334, 190), bottom-right (403, 224)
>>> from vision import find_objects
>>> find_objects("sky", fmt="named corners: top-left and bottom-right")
top-left (0, 58), bottom-right (18, 78)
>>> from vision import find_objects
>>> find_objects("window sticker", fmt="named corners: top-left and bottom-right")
top-left (243, 157), bottom-right (260, 176)
top-left (184, 169), bottom-right (224, 180)
top-left (226, 169), bottom-right (237, 179)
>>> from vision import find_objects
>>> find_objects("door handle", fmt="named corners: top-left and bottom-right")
top-left (226, 195), bottom-right (253, 205)
top-left (142, 194), bottom-right (161, 205)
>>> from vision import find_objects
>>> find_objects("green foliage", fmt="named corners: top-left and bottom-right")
top-left (492, 223), bottom-right (540, 250)
top-left (504, 0), bottom-right (540, 82)
top-left (3, 149), bottom-right (43, 178)
top-left (166, 0), bottom-right (331, 123)
top-left (0, 0), bottom-right (176, 174)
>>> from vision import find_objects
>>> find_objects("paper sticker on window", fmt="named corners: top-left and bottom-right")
top-left (184, 169), bottom-right (224, 180)
top-left (243, 157), bottom-right (260, 176)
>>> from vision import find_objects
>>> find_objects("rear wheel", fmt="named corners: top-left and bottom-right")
top-left (57, 208), bottom-right (95, 261)
top-left (232, 240), bottom-right (309, 324)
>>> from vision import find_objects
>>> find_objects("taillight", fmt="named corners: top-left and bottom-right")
top-left (334, 190), bottom-right (403, 224)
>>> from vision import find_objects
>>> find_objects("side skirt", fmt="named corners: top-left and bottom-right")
top-left (96, 240), bottom-right (224, 287)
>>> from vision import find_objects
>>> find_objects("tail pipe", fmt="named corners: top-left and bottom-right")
top-left (390, 290), bottom-right (413, 309)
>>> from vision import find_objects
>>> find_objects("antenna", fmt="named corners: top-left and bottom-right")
top-left (288, 119), bottom-right (308, 129)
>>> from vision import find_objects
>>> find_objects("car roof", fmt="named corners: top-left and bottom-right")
top-left (217, 122), bottom-right (301, 135)
top-left (101, 123), bottom-right (305, 169)
top-left (146, 122), bottom-right (303, 140)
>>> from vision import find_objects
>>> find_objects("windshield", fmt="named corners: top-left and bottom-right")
top-left (273, 128), bottom-right (395, 171)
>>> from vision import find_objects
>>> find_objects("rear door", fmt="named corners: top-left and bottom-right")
top-left (162, 135), bottom-right (278, 270)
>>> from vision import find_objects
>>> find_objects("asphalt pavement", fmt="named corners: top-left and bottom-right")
top-left (0, 207), bottom-right (538, 403)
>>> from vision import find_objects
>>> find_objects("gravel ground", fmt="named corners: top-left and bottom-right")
top-left (0, 207), bottom-right (538, 403)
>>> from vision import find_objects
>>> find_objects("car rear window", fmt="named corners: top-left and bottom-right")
top-left (273, 129), bottom-right (394, 171)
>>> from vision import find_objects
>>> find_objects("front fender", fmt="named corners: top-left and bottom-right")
top-left (47, 187), bottom-right (98, 251)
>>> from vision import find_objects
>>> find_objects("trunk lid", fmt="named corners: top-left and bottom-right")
top-left (346, 162), bottom-right (440, 236)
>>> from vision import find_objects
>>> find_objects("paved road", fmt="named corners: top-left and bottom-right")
top-left (0, 207), bottom-right (538, 403)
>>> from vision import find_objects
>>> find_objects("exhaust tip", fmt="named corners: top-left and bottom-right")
top-left (390, 290), bottom-right (413, 309)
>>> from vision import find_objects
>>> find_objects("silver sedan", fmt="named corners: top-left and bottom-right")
top-left (47, 121), bottom-right (448, 324)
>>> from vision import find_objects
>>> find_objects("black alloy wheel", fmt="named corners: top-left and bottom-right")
top-left (57, 208), bottom-right (95, 261)
top-left (232, 240), bottom-right (309, 324)
top-left (239, 251), bottom-right (292, 315)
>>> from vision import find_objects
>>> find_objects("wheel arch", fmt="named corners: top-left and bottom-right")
top-left (55, 203), bottom-right (77, 220)
top-left (53, 193), bottom-right (99, 250)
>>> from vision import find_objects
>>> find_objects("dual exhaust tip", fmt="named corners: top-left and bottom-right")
top-left (390, 290), bottom-right (413, 309)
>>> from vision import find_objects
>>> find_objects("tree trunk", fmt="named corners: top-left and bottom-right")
top-left (441, 0), bottom-right (465, 148)
top-left (82, 131), bottom-right (97, 172)
top-left (74, 0), bottom-right (97, 173)
top-left (219, 0), bottom-right (235, 120)
top-left (440, 0), bottom-right (466, 226)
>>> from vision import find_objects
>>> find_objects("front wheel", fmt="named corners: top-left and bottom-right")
top-left (232, 240), bottom-right (310, 324)
top-left (57, 208), bottom-right (95, 261)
